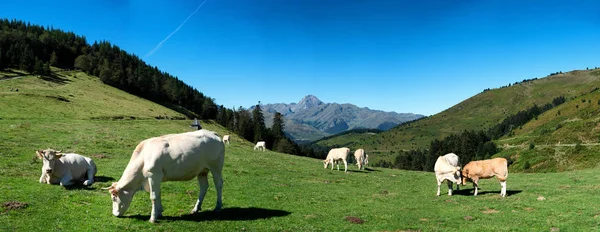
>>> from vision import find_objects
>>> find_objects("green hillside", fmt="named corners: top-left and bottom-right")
top-left (3, 70), bottom-right (600, 231)
top-left (0, 69), bottom-right (187, 120)
top-left (315, 69), bottom-right (600, 167)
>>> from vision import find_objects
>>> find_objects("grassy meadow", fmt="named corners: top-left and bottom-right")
top-left (2, 72), bottom-right (600, 231)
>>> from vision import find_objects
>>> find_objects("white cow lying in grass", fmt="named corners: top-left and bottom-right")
top-left (354, 148), bottom-right (367, 170)
top-left (36, 149), bottom-right (97, 187)
top-left (223, 135), bottom-right (230, 145)
top-left (434, 153), bottom-right (462, 196)
top-left (254, 141), bottom-right (266, 151)
top-left (105, 129), bottom-right (225, 223)
top-left (323, 147), bottom-right (350, 173)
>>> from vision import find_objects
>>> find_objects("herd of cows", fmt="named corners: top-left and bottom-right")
top-left (34, 128), bottom-right (509, 223)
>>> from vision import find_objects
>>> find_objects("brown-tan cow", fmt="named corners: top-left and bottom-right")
top-left (461, 157), bottom-right (508, 197)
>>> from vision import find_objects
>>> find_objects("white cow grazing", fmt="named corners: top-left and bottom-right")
top-left (36, 149), bottom-right (97, 186)
top-left (105, 129), bottom-right (225, 223)
top-left (364, 154), bottom-right (369, 167)
top-left (434, 153), bottom-right (462, 196)
top-left (354, 149), bottom-right (367, 170)
top-left (254, 141), bottom-right (266, 151)
top-left (223, 135), bottom-right (230, 145)
top-left (323, 147), bottom-right (350, 173)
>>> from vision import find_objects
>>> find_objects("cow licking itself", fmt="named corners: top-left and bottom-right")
top-left (461, 157), bottom-right (509, 197)
top-left (105, 129), bottom-right (225, 223)
top-left (36, 149), bottom-right (97, 187)
top-left (434, 153), bottom-right (462, 196)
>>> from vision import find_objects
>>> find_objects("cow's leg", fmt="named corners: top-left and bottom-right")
top-left (192, 171), bottom-right (209, 214)
top-left (59, 172), bottom-right (74, 186)
top-left (147, 172), bottom-right (164, 223)
top-left (343, 159), bottom-right (348, 173)
top-left (436, 179), bottom-right (442, 196)
top-left (473, 180), bottom-right (479, 196)
top-left (500, 181), bottom-right (507, 197)
top-left (447, 180), bottom-right (453, 196)
top-left (212, 171), bottom-right (224, 212)
top-left (39, 173), bottom-right (47, 184)
top-left (84, 163), bottom-right (96, 186)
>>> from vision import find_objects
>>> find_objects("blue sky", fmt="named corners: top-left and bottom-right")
top-left (2, 0), bottom-right (599, 116)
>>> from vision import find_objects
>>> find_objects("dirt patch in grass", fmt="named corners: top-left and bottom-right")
top-left (481, 208), bottom-right (500, 214)
top-left (345, 216), bottom-right (364, 224)
top-left (91, 154), bottom-right (107, 159)
top-left (524, 207), bottom-right (535, 212)
top-left (463, 215), bottom-right (474, 221)
top-left (2, 201), bottom-right (28, 213)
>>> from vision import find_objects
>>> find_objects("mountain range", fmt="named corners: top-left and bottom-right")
top-left (256, 95), bottom-right (425, 143)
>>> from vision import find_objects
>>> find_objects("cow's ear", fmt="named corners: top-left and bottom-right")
top-left (36, 150), bottom-right (43, 159)
top-left (55, 152), bottom-right (63, 159)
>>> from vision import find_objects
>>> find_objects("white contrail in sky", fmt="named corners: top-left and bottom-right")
top-left (144, 0), bottom-right (209, 59)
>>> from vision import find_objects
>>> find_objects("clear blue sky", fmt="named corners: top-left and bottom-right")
top-left (2, 0), bottom-right (599, 116)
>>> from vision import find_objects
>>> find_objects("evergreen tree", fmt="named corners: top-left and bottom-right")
top-left (272, 112), bottom-right (285, 139)
top-left (252, 103), bottom-right (266, 142)
top-left (50, 51), bottom-right (59, 67)
top-left (33, 59), bottom-right (44, 75)
top-left (43, 62), bottom-right (51, 75)
top-left (0, 47), bottom-right (4, 70)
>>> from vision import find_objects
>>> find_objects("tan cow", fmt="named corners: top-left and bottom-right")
top-left (354, 149), bottom-right (367, 170)
top-left (461, 157), bottom-right (508, 197)
top-left (323, 147), bottom-right (350, 172)
top-left (105, 129), bottom-right (225, 223)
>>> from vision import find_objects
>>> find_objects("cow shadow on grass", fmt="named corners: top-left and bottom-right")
top-left (61, 176), bottom-right (115, 190)
top-left (452, 188), bottom-right (523, 197)
top-left (126, 207), bottom-right (291, 222)
top-left (94, 176), bottom-right (115, 183)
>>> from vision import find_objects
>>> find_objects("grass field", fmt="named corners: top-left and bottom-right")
top-left (3, 72), bottom-right (600, 231)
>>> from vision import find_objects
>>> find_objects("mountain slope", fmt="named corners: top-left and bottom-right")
top-left (0, 70), bottom-right (187, 120)
top-left (259, 95), bottom-right (424, 142)
top-left (315, 69), bottom-right (600, 162)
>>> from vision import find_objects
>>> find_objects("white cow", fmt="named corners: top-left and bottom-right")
top-left (254, 141), bottom-right (266, 151)
top-left (105, 129), bottom-right (225, 223)
top-left (36, 149), bottom-right (97, 186)
top-left (434, 153), bottom-right (462, 196)
top-left (223, 135), bottom-right (230, 145)
top-left (354, 149), bottom-right (367, 170)
top-left (364, 154), bottom-right (369, 167)
top-left (323, 147), bottom-right (350, 173)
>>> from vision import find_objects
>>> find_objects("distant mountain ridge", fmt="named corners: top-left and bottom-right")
top-left (257, 95), bottom-right (425, 143)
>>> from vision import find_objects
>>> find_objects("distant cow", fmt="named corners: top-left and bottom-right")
top-left (223, 135), bottom-right (230, 145)
top-left (354, 149), bottom-right (367, 170)
top-left (323, 147), bottom-right (350, 173)
top-left (105, 129), bottom-right (225, 223)
top-left (36, 149), bottom-right (97, 187)
top-left (254, 141), bottom-right (266, 151)
top-left (434, 153), bottom-right (462, 196)
top-left (461, 157), bottom-right (508, 197)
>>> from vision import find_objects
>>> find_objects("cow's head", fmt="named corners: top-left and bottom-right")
top-left (323, 159), bottom-right (332, 168)
top-left (36, 149), bottom-right (62, 174)
top-left (364, 154), bottom-right (369, 167)
top-left (461, 167), bottom-right (470, 185)
top-left (105, 182), bottom-right (135, 217)
top-left (453, 167), bottom-right (462, 185)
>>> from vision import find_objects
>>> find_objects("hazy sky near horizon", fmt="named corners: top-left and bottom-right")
top-left (2, 0), bottom-right (599, 116)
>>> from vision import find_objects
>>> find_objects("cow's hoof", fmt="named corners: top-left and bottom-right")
top-left (149, 218), bottom-right (157, 223)
top-left (83, 180), bottom-right (92, 186)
